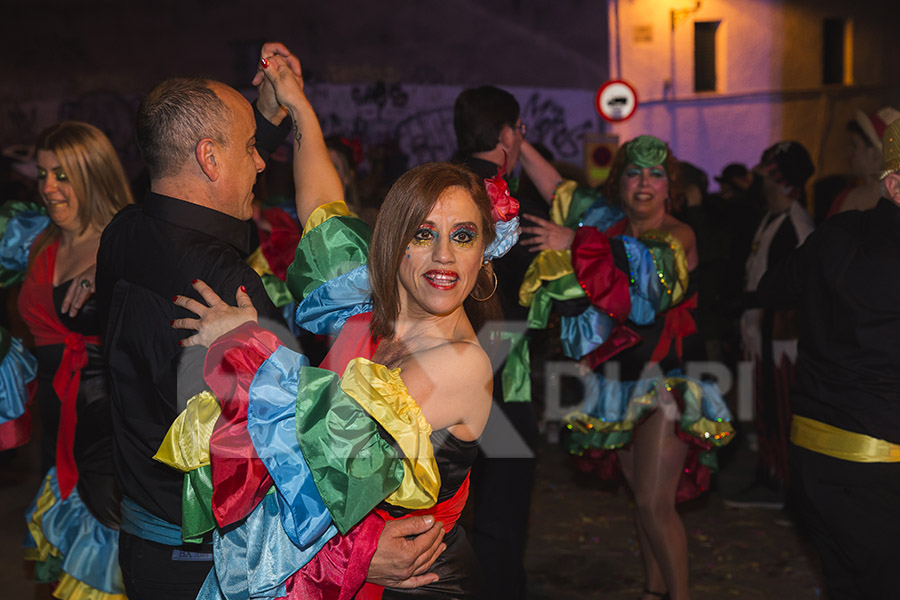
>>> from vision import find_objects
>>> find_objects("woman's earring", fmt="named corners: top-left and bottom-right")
top-left (470, 270), bottom-right (498, 302)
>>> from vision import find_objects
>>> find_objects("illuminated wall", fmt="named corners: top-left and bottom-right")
top-left (607, 0), bottom-right (900, 191)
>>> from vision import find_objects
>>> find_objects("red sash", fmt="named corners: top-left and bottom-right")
top-left (17, 239), bottom-right (100, 498)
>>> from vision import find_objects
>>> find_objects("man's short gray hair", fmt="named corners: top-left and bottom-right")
top-left (136, 78), bottom-right (232, 179)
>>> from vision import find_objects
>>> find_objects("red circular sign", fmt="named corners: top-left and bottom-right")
top-left (595, 80), bottom-right (638, 123)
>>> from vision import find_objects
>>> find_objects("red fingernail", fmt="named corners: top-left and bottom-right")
top-left (240, 285), bottom-right (247, 292)
top-left (178, 339), bottom-right (184, 346)
top-left (192, 279), bottom-right (198, 284)
top-left (172, 296), bottom-right (178, 302)
top-left (170, 320), bottom-right (175, 326)
top-left (260, 57), bottom-right (269, 68)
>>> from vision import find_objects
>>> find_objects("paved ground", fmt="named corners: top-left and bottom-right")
top-left (522, 433), bottom-right (824, 599)
top-left (0, 423), bottom-right (825, 599)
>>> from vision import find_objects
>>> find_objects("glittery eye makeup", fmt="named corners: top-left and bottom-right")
top-left (36, 168), bottom-right (68, 182)
top-left (649, 168), bottom-right (666, 179)
top-left (451, 224), bottom-right (479, 248)
top-left (411, 224), bottom-right (437, 247)
top-left (624, 168), bottom-right (641, 178)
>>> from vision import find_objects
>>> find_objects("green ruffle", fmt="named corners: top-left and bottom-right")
top-left (294, 366), bottom-right (404, 534)
top-left (181, 465), bottom-right (215, 544)
top-left (526, 272), bottom-right (585, 329)
top-left (286, 216), bottom-right (371, 302)
top-left (500, 332), bottom-right (531, 403)
top-left (261, 274), bottom-right (295, 308)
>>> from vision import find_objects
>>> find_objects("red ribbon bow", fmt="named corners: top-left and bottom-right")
top-left (650, 293), bottom-right (699, 364)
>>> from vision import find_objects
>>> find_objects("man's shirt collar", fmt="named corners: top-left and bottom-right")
top-left (142, 191), bottom-right (254, 256)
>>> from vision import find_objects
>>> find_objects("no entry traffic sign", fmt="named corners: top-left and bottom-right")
top-left (595, 80), bottom-right (638, 123)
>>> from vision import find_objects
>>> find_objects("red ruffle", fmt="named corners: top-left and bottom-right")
top-left (320, 313), bottom-right (379, 375)
top-left (204, 322), bottom-right (283, 526)
top-left (571, 225), bottom-right (631, 321)
top-left (0, 380), bottom-right (35, 450)
top-left (280, 512), bottom-right (385, 600)
top-left (258, 207), bottom-right (302, 281)
top-left (572, 225), bottom-right (641, 366)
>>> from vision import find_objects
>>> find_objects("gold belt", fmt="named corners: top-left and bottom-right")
top-left (791, 415), bottom-right (900, 463)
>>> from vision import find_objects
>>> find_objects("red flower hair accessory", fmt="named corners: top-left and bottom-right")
top-left (484, 158), bottom-right (519, 223)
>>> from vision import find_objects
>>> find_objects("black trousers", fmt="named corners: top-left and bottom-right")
top-left (789, 443), bottom-right (900, 599)
top-left (470, 401), bottom-right (538, 600)
top-left (118, 531), bottom-right (214, 600)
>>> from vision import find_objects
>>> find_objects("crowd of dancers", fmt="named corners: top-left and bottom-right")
top-left (1, 41), bottom-right (898, 600)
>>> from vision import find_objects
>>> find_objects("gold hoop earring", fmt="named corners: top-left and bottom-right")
top-left (470, 270), bottom-right (498, 302)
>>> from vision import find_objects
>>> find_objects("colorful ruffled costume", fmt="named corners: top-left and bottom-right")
top-left (0, 200), bottom-right (125, 599)
top-left (155, 202), bottom-right (481, 599)
top-left (521, 180), bottom-right (735, 501)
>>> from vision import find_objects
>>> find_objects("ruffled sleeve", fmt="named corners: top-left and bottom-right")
top-left (287, 201), bottom-right (373, 335)
top-left (0, 201), bottom-right (50, 286)
top-left (158, 321), bottom-right (443, 600)
top-left (0, 327), bottom-right (38, 450)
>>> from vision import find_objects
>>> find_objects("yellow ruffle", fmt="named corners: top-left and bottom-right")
top-left (340, 358), bottom-right (440, 509)
top-left (641, 230), bottom-right (689, 306)
top-left (302, 201), bottom-right (353, 238)
top-left (247, 246), bottom-right (274, 278)
top-left (550, 180), bottom-right (580, 226)
top-left (26, 474), bottom-right (59, 562)
top-left (54, 573), bottom-right (127, 600)
top-left (153, 391), bottom-right (220, 472)
top-left (519, 249), bottom-right (574, 307)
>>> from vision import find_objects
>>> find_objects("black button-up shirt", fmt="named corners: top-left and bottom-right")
top-left (96, 107), bottom-right (288, 525)
top-left (758, 197), bottom-right (900, 445)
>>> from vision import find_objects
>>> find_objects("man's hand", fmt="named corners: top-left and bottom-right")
top-left (254, 42), bottom-right (303, 124)
top-left (61, 263), bottom-right (96, 317)
top-left (367, 515), bottom-right (446, 588)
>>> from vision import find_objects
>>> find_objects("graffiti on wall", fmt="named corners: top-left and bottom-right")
top-left (3, 82), bottom-right (599, 188)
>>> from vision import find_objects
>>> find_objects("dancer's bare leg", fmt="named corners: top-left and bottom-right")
top-left (618, 401), bottom-right (691, 600)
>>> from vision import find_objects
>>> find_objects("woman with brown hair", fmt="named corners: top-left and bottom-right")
top-left (159, 52), bottom-right (517, 599)
top-left (0, 120), bottom-right (133, 599)
top-left (518, 135), bottom-right (734, 600)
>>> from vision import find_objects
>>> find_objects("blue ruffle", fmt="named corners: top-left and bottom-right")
top-left (0, 336), bottom-right (37, 423)
top-left (24, 468), bottom-right (124, 595)
top-left (580, 201), bottom-right (625, 232)
top-left (294, 265), bottom-right (372, 335)
top-left (0, 211), bottom-right (50, 272)
top-left (484, 217), bottom-right (520, 262)
top-left (619, 236), bottom-right (661, 325)
top-left (560, 307), bottom-right (616, 360)
top-left (247, 346), bottom-right (333, 549)
top-left (198, 493), bottom-right (337, 600)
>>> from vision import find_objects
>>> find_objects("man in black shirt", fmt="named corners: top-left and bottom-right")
top-left (97, 44), bottom-right (444, 599)
top-left (757, 120), bottom-right (900, 598)
top-left (453, 85), bottom-right (544, 599)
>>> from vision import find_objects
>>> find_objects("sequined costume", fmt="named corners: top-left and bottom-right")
top-left (521, 182), bottom-right (735, 501)
top-left (155, 202), bottom-right (481, 599)
top-left (0, 201), bottom-right (125, 600)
